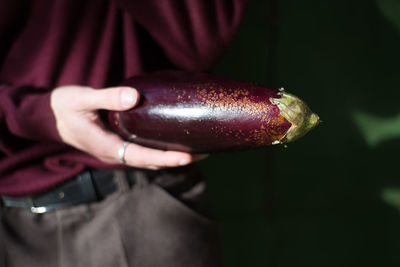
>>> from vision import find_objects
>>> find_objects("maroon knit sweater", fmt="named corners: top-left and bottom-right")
top-left (0, 0), bottom-right (247, 196)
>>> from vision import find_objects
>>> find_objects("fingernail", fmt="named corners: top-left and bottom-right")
top-left (121, 88), bottom-right (136, 108)
top-left (179, 158), bottom-right (190, 166)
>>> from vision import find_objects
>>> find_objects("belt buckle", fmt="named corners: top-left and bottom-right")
top-left (26, 197), bottom-right (48, 214)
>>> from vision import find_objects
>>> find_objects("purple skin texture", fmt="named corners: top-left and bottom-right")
top-left (107, 71), bottom-right (294, 153)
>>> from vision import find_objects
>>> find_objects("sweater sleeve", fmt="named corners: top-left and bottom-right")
top-left (115, 0), bottom-right (248, 71)
top-left (0, 84), bottom-right (62, 148)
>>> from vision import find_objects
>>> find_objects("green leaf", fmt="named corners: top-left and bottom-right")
top-left (376, 0), bottom-right (400, 31)
top-left (382, 188), bottom-right (400, 211)
top-left (352, 110), bottom-right (400, 147)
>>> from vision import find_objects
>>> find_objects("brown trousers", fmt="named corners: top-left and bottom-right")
top-left (0, 169), bottom-right (222, 267)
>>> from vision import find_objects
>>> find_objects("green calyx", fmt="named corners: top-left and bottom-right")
top-left (270, 91), bottom-right (320, 143)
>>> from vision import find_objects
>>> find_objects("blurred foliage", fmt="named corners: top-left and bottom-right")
top-left (353, 111), bottom-right (400, 146)
top-left (354, 0), bottom-right (400, 147)
top-left (382, 188), bottom-right (400, 211)
top-left (376, 0), bottom-right (400, 31)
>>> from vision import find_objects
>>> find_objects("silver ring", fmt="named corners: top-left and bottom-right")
top-left (118, 141), bottom-right (130, 164)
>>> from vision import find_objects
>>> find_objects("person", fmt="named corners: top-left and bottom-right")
top-left (0, 1), bottom-right (248, 266)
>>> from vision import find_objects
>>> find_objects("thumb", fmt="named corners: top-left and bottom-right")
top-left (84, 86), bottom-right (140, 111)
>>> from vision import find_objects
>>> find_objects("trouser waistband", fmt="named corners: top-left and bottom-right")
top-left (1, 166), bottom-right (204, 214)
top-left (0, 169), bottom-right (134, 214)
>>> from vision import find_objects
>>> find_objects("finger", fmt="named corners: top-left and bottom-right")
top-left (69, 112), bottom-right (199, 168)
top-left (82, 86), bottom-right (140, 111)
top-left (74, 122), bottom-right (192, 168)
top-left (72, 121), bottom-right (125, 163)
top-left (123, 143), bottom-right (196, 168)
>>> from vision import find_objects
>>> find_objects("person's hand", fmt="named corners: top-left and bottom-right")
top-left (50, 85), bottom-right (207, 170)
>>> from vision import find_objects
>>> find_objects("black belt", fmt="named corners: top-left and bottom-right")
top-left (0, 169), bottom-right (134, 214)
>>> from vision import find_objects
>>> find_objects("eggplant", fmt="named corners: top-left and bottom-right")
top-left (107, 71), bottom-right (320, 153)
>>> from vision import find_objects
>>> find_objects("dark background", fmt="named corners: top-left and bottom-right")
top-left (199, 0), bottom-right (400, 266)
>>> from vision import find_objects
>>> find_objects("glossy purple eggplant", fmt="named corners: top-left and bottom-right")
top-left (107, 71), bottom-right (319, 153)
